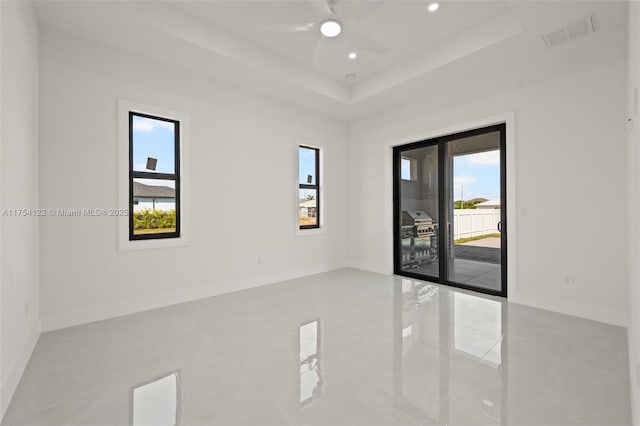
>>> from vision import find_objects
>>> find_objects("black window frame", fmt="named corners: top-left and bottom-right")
top-left (299, 145), bottom-right (320, 230)
top-left (129, 111), bottom-right (181, 241)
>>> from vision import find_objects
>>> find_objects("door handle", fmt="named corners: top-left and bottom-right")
top-left (497, 221), bottom-right (503, 233)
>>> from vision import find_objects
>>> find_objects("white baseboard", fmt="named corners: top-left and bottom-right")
top-left (351, 261), bottom-right (626, 328)
top-left (348, 259), bottom-right (392, 276)
top-left (1, 320), bottom-right (41, 422)
top-left (508, 293), bottom-right (627, 328)
top-left (42, 262), bottom-right (347, 332)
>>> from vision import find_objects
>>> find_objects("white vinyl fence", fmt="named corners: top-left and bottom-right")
top-left (453, 209), bottom-right (501, 240)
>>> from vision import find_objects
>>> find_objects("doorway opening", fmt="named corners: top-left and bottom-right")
top-left (393, 124), bottom-right (507, 297)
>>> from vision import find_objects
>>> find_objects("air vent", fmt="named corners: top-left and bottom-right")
top-left (542, 15), bottom-right (597, 48)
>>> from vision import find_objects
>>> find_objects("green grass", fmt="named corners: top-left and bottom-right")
top-left (454, 233), bottom-right (501, 245)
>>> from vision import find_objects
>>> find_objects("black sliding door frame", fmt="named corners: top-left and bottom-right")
top-left (393, 123), bottom-right (507, 298)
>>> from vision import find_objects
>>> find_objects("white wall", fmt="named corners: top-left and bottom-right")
top-left (38, 29), bottom-right (349, 331)
top-left (349, 46), bottom-right (628, 326)
top-left (0, 0), bottom-right (40, 420)
top-left (627, 2), bottom-right (640, 423)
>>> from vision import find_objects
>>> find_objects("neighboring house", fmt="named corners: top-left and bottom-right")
top-left (133, 181), bottom-right (175, 212)
top-left (299, 198), bottom-right (317, 218)
top-left (475, 199), bottom-right (500, 209)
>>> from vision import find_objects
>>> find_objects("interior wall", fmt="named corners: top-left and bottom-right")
top-left (38, 29), bottom-right (349, 331)
top-left (348, 52), bottom-right (628, 326)
top-left (0, 0), bottom-right (40, 419)
top-left (626, 2), bottom-right (640, 423)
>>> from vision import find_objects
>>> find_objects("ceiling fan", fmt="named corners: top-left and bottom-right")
top-left (261, 0), bottom-right (389, 57)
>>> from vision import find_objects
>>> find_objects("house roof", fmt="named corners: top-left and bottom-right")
top-left (475, 198), bottom-right (500, 207)
top-left (299, 199), bottom-right (316, 208)
top-left (468, 197), bottom-right (489, 205)
top-left (133, 181), bottom-right (175, 199)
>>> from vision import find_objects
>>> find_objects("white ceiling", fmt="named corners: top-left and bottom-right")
top-left (33, 0), bottom-right (629, 121)
top-left (170, 0), bottom-right (511, 83)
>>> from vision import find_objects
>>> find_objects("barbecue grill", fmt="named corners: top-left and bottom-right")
top-left (400, 210), bottom-right (438, 269)
top-left (402, 210), bottom-right (435, 239)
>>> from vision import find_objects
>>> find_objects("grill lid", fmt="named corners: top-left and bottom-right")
top-left (401, 210), bottom-right (433, 225)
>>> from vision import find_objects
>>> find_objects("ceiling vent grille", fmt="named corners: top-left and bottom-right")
top-left (542, 15), bottom-right (597, 48)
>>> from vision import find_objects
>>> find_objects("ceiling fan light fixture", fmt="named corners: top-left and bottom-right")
top-left (428, 2), bottom-right (439, 12)
top-left (320, 19), bottom-right (342, 38)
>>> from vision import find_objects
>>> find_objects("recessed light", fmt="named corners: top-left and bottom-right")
top-left (348, 52), bottom-right (357, 60)
top-left (428, 2), bottom-right (439, 12)
top-left (320, 20), bottom-right (342, 38)
top-left (345, 73), bottom-right (357, 80)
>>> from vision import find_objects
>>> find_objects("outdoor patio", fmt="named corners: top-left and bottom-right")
top-left (412, 236), bottom-right (502, 292)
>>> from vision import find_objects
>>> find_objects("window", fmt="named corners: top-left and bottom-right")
top-left (401, 156), bottom-right (417, 181)
top-left (129, 112), bottom-right (180, 240)
top-left (298, 146), bottom-right (320, 229)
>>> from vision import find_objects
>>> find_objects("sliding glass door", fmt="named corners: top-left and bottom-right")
top-left (393, 124), bottom-right (507, 297)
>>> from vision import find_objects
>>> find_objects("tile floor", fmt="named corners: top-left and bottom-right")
top-left (2, 269), bottom-right (631, 425)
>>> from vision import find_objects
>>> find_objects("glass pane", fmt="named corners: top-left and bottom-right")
top-left (133, 178), bottom-right (177, 235)
top-left (132, 114), bottom-right (176, 174)
top-left (299, 188), bottom-right (317, 227)
top-left (299, 147), bottom-right (317, 185)
top-left (401, 157), bottom-right (414, 180)
top-left (448, 131), bottom-right (501, 292)
top-left (398, 145), bottom-right (439, 277)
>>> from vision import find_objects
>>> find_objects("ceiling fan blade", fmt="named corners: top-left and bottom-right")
top-left (260, 22), bottom-right (316, 33)
top-left (348, 30), bottom-right (389, 54)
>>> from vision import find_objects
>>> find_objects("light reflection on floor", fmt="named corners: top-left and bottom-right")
top-left (2, 269), bottom-right (631, 426)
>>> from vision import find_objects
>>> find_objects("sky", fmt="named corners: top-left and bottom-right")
top-left (132, 115), bottom-right (176, 189)
top-left (453, 150), bottom-right (500, 201)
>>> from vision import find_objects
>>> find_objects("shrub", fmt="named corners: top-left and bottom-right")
top-left (133, 209), bottom-right (176, 230)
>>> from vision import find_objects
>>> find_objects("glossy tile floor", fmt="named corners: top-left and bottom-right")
top-left (3, 269), bottom-right (631, 425)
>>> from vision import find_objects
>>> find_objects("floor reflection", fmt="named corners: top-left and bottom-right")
top-left (300, 320), bottom-right (322, 405)
top-left (394, 278), bottom-right (507, 425)
top-left (453, 292), bottom-right (502, 362)
top-left (1, 269), bottom-right (630, 426)
top-left (132, 372), bottom-right (180, 426)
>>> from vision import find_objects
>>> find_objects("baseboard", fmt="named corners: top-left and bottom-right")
top-left (1, 320), bottom-right (41, 422)
top-left (42, 262), bottom-right (347, 332)
top-left (348, 259), bottom-right (392, 276)
top-left (509, 294), bottom-right (627, 328)
top-left (351, 260), bottom-right (626, 328)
